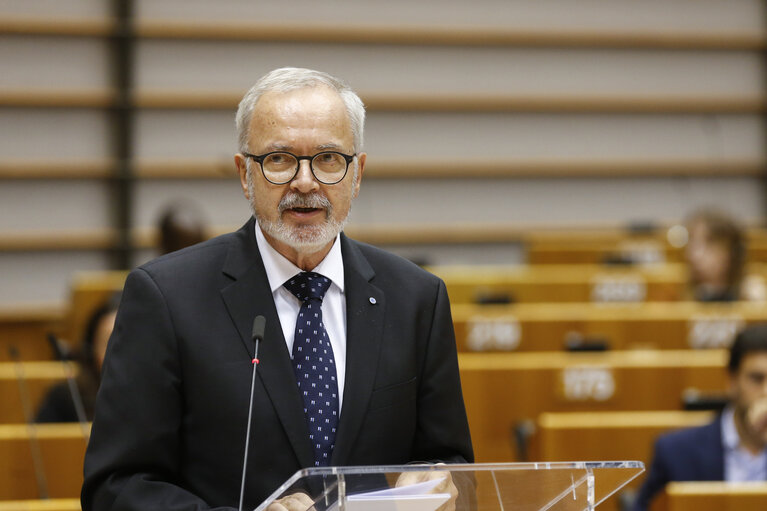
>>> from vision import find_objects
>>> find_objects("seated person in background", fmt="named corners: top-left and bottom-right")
top-left (35, 293), bottom-right (121, 423)
top-left (157, 200), bottom-right (209, 255)
top-left (684, 208), bottom-right (765, 302)
top-left (633, 324), bottom-right (767, 511)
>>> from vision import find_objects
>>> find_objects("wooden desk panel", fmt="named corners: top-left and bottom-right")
top-left (659, 482), bottom-right (767, 511)
top-left (532, 411), bottom-right (716, 511)
top-left (527, 236), bottom-right (767, 266)
top-left (0, 307), bottom-right (65, 362)
top-left (0, 424), bottom-right (88, 500)
top-left (0, 499), bottom-right (80, 511)
top-left (65, 271), bottom-right (126, 350)
top-left (535, 410), bottom-right (713, 465)
top-left (459, 350), bottom-right (727, 463)
top-left (452, 302), bottom-right (767, 352)
top-left (435, 264), bottom-right (686, 304)
top-left (0, 363), bottom-right (70, 423)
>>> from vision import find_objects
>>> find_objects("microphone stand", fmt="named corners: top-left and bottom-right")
top-left (239, 315), bottom-right (266, 511)
top-left (8, 345), bottom-right (49, 499)
top-left (47, 333), bottom-right (90, 443)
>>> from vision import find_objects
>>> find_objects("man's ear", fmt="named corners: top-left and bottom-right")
top-left (353, 152), bottom-right (366, 198)
top-left (234, 154), bottom-right (250, 200)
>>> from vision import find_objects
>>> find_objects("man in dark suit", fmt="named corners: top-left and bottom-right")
top-left (82, 68), bottom-right (473, 511)
top-left (633, 324), bottom-right (767, 510)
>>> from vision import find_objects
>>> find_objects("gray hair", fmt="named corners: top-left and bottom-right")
top-left (235, 67), bottom-right (366, 153)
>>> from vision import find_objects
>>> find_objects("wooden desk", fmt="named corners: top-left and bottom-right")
top-left (459, 350), bottom-right (727, 462)
top-left (452, 301), bottom-right (767, 352)
top-left (0, 500), bottom-right (80, 511)
top-left (532, 411), bottom-right (716, 511)
top-left (534, 410), bottom-right (714, 465)
top-left (0, 424), bottom-right (88, 500)
top-left (0, 362), bottom-right (70, 423)
top-left (64, 271), bottom-right (126, 349)
top-left (0, 306), bottom-right (65, 362)
top-left (433, 264), bottom-right (686, 304)
top-left (658, 481), bottom-right (767, 511)
top-left (526, 232), bottom-right (767, 265)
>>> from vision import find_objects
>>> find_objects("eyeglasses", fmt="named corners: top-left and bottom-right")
top-left (242, 151), bottom-right (356, 185)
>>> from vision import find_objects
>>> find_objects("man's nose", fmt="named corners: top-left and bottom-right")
top-left (290, 159), bottom-right (320, 193)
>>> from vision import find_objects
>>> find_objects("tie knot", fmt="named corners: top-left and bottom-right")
top-left (284, 272), bottom-right (331, 302)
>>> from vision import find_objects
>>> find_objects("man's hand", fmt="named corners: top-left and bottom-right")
top-left (265, 492), bottom-right (315, 511)
top-left (395, 467), bottom-right (458, 511)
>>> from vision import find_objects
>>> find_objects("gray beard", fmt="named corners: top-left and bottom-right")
top-left (246, 168), bottom-right (351, 253)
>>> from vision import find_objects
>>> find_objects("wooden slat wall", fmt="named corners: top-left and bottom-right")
top-left (0, 0), bottom-right (765, 303)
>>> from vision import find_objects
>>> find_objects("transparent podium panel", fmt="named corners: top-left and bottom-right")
top-left (254, 461), bottom-right (644, 511)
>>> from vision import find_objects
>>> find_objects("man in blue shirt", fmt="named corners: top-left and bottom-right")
top-left (633, 324), bottom-right (767, 510)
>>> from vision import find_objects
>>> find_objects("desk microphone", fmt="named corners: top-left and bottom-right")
top-left (8, 345), bottom-right (49, 499)
top-left (47, 333), bottom-right (90, 442)
top-left (239, 315), bottom-right (266, 511)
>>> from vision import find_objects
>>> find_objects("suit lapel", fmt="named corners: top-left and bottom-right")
top-left (331, 236), bottom-right (386, 465)
top-left (220, 219), bottom-right (315, 469)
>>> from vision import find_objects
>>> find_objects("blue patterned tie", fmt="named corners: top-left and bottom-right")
top-left (284, 272), bottom-right (339, 467)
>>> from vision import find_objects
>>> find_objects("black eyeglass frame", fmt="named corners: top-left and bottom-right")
top-left (242, 150), bottom-right (357, 185)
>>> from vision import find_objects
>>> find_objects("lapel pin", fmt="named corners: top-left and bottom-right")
top-left (369, 297), bottom-right (377, 304)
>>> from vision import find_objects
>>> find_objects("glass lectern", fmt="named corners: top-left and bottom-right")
top-left (254, 461), bottom-right (644, 511)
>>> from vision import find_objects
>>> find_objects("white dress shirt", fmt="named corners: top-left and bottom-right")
top-left (721, 405), bottom-right (767, 482)
top-left (255, 221), bottom-right (347, 411)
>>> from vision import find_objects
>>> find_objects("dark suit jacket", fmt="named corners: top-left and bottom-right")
top-left (632, 417), bottom-right (724, 511)
top-left (82, 218), bottom-right (473, 511)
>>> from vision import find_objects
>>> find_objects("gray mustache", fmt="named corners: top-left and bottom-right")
top-left (278, 193), bottom-right (332, 212)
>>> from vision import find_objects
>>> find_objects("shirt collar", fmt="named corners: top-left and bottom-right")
top-left (255, 220), bottom-right (345, 293)
top-left (722, 405), bottom-right (743, 452)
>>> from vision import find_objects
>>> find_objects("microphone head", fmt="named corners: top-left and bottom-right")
top-left (47, 333), bottom-right (70, 361)
top-left (251, 315), bottom-right (266, 343)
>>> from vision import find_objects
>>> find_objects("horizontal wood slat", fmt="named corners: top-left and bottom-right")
top-left (134, 90), bottom-right (767, 114)
top-left (0, 160), bottom-right (115, 179)
top-left (2, 89), bottom-right (764, 114)
top-left (2, 223), bottom-right (767, 251)
top-left (0, 90), bottom-right (117, 109)
top-left (135, 20), bottom-right (767, 50)
top-left (4, 158), bottom-right (762, 180)
top-left (2, 17), bottom-right (764, 50)
top-left (0, 230), bottom-right (117, 251)
top-left (0, 18), bottom-right (114, 37)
